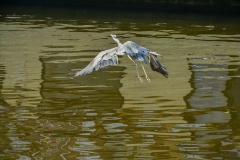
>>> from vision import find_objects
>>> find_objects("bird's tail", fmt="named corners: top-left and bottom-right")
top-left (148, 53), bottom-right (168, 78)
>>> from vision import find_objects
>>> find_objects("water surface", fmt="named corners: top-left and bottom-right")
top-left (0, 4), bottom-right (240, 159)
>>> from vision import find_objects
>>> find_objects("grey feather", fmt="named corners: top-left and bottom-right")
top-left (75, 47), bottom-right (119, 76)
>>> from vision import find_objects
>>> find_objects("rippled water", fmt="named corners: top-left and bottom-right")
top-left (1, 4), bottom-right (240, 159)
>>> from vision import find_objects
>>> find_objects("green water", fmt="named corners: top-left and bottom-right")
top-left (0, 5), bottom-right (240, 160)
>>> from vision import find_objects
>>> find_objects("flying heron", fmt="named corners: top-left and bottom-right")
top-left (75, 35), bottom-right (168, 82)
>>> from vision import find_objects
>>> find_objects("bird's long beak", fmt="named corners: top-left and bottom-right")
top-left (111, 34), bottom-right (116, 38)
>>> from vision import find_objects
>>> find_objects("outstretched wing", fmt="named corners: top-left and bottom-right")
top-left (75, 47), bottom-right (119, 76)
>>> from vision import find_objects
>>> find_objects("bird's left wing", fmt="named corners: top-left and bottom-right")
top-left (75, 47), bottom-right (119, 76)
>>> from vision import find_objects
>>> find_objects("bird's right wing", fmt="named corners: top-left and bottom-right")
top-left (149, 54), bottom-right (168, 78)
top-left (75, 47), bottom-right (119, 76)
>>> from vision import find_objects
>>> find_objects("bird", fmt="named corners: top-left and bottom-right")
top-left (75, 35), bottom-right (168, 82)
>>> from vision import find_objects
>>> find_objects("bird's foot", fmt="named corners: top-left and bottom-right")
top-left (138, 76), bottom-right (143, 83)
top-left (146, 76), bottom-right (150, 82)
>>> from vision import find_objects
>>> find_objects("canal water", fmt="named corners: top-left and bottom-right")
top-left (0, 4), bottom-right (240, 159)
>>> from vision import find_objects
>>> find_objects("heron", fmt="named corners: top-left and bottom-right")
top-left (75, 35), bottom-right (168, 82)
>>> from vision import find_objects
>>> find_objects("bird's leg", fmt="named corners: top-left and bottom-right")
top-left (141, 62), bottom-right (150, 82)
top-left (127, 55), bottom-right (143, 82)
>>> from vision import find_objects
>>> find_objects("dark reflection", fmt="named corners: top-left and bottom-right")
top-left (1, 3), bottom-right (240, 36)
top-left (0, 64), bottom-right (10, 157)
top-left (185, 63), bottom-right (228, 109)
top-left (182, 56), bottom-right (240, 159)
top-left (35, 54), bottom-right (125, 159)
top-left (39, 55), bottom-right (124, 109)
top-left (222, 63), bottom-right (240, 159)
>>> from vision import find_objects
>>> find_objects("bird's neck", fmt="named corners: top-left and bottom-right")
top-left (115, 39), bottom-right (122, 46)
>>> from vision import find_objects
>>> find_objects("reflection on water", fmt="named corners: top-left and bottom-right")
top-left (1, 4), bottom-right (240, 159)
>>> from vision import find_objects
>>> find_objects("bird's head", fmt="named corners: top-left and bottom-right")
top-left (110, 34), bottom-right (122, 46)
top-left (111, 34), bottom-right (117, 40)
